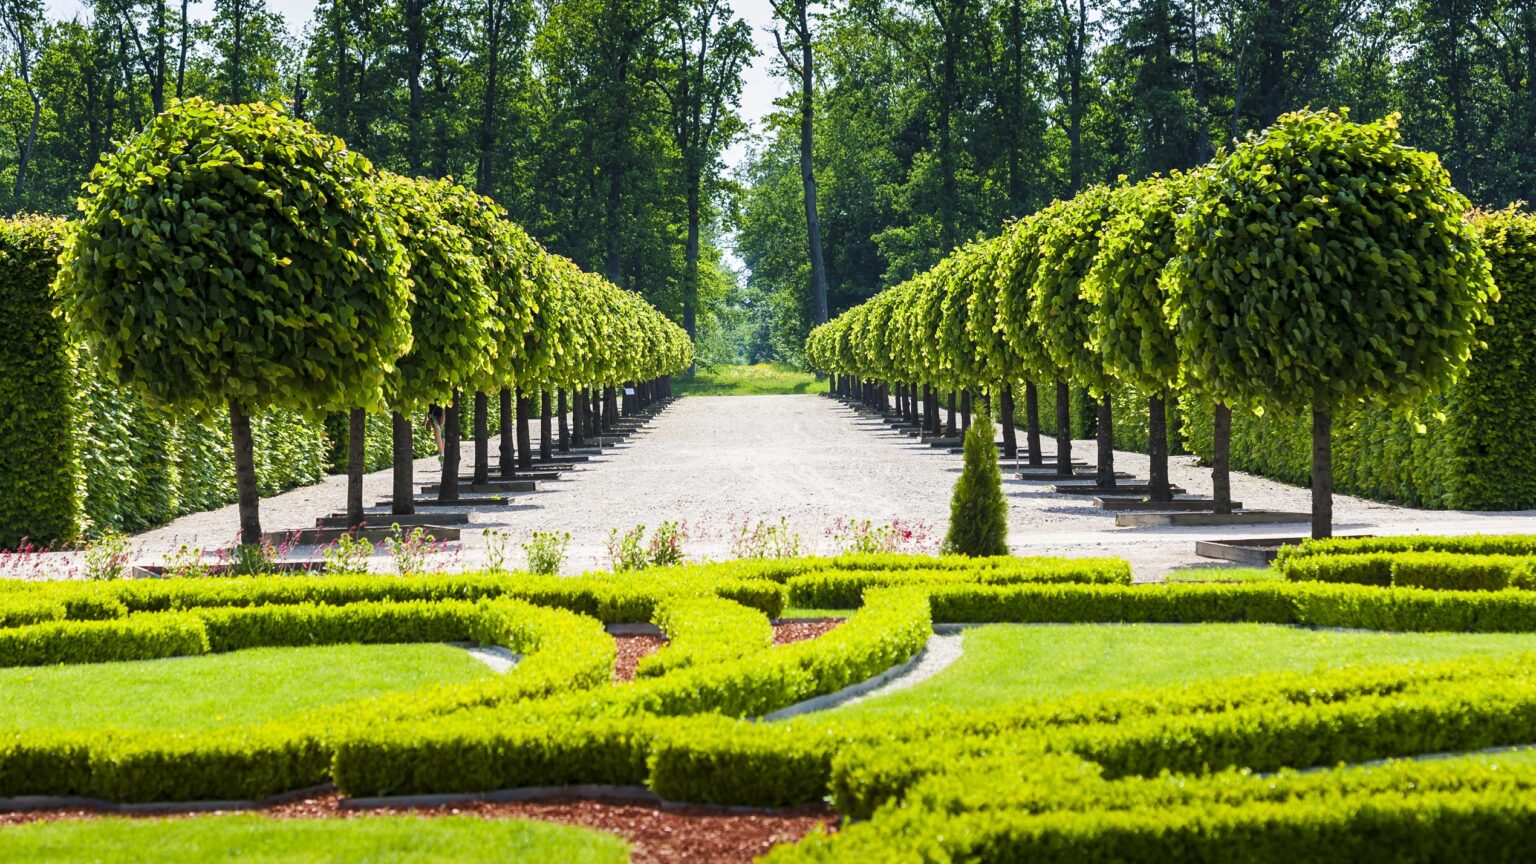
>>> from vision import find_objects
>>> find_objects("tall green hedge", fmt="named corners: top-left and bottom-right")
top-left (0, 216), bottom-right (78, 548)
top-left (1181, 208), bottom-right (1536, 510)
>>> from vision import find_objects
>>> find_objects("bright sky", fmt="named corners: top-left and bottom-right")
top-left (42, 0), bottom-right (788, 175)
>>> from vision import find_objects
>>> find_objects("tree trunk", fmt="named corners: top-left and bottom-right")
top-left (572, 390), bottom-right (587, 448)
top-left (1055, 383), bottom-right (1073, 476)
top-left (1148, 395), bottom-right (1172, 502)
top-left (540, 391), bottom-right (553, 460)
top-left (437, 391), bottom-right (461, 502)
top-left (960, 391), bottom-right (972, 433)
top-left (1212, 403), bottom-right (1232, 515)
top-left (473, 392), bottom-right (489, 485)
top-left (1025, 382), bottom-right (1042, 467)
top-left (229, 400), bottom-right (262, 546)
top-left (1312, 406), bottom-right (1333, 540)
top-left (558, 389), bottom-right (570, 452)
top-left (517, 391), bottom-right (533, 469)
top-left (793, 0), bottom-right (829, 325)
top-left (1096, 394), bottom-right (1116, 489)
top-left (1000, 385), bottom-right (1018, 459)
top-left (946, 391), bottom-right (957, 437)
top-left (392, 411), bottom-right (415, 515)
top-left (499, 387), bottom-right (515, 479)
top-left (346, 408), bottom-right (366, 528)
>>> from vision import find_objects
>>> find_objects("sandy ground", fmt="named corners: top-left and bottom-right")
top-left (27, 394), bottom-right (1536, 581)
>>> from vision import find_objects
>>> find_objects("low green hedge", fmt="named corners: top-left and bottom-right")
top-left (924, 581), bottom-right (1536, 631)
top-left (0, 597), bottom-right (612, 801)
top-left (1280, 550), bottom-right (1536, 592)
top-left (786, 557), bottom-right (1130, 609)
top-left (1275, 534), bottom-right (1536, 567)
top-left (0, 614), bottom-right (210, 667)
top-left (329, 587), bottom-right (933, 797)
top-left (637, 595), bottom-right (773, 678)
top-left (0, 570), bottom-right (787, 628)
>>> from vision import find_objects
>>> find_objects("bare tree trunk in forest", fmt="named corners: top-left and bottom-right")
top-left (2, 10), bottom-right (42, 206)
top-left (772, 0), bottom-right (828, 325)
top-left (177, 0), bottom-right (188, 97)
top-left (404, 0), bottom-right (426, 172)
top-left (229, 400), bottom-right (261, 546)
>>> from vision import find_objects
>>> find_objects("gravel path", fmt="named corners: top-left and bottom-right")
top-left (71, 394), bottom-right (1536, 579)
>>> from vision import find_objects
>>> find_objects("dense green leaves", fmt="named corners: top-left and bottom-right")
top-left (1084, 173), bottom-right (1192, 395)
top-left (57, 99), bottom-right (413, 415)
top-left (1165, 110), bottom-right (1495, 413)
top-left (0, 216), bottom-right (77, 547)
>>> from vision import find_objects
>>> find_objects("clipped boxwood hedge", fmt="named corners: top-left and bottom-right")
top-left (0, 216), bottom-right (78, 548)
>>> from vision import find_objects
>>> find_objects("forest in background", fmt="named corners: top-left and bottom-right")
top-left (0, 0), bottom-right (755, 366)
top-left (4, 0), bottom-right (1535, 369)
top-left (737, 0), bottom-right (1536, 365)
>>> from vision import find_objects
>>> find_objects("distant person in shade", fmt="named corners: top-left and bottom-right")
top-left (426, 403), bottom-right (446, 464)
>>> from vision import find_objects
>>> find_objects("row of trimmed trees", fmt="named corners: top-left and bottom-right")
top-left (55, 98), bottom-right (692, 547)
top-left (807, 110), bottom-right (1497, 539)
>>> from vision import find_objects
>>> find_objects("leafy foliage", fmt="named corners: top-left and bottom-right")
top-left (57, 99), bottom-right (412, 414)
top-left (0, 216), bottom-right (77, 547)
top-left (1165, 110), bottom-right (1495, 413)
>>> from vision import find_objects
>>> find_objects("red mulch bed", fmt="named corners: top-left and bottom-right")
top-left (613, 634), bottom-right (667, 683)
top-left (611, 619), bottom-right (843, 684)
top-left (773, 618), bottom-right (843, 645)
top-left (1, 793), bottom-right (837, 863)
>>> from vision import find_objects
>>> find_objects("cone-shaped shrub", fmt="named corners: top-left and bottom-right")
top-left (943, 413), bottom-right (1009, 556)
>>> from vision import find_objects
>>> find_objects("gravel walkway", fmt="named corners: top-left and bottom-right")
top-left (61, 394), bottom-right (1536, 579)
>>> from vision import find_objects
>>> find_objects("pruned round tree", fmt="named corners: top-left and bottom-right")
top-left (1033, 185), bottom-right (1126, 489)
top-left (373, 173), bottom-right (499, 512)
top-left (1083, 173), bottom-right (1191, 502)
top-left (1166, 110), bottom-right (1495, 538)
top-left (57, 99), bottom-right (410, 546)
top-left (994, 212), bottom-right (1055, 469)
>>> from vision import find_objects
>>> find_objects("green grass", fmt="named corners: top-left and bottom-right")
top-left (1162, 566), bottom-right (1283, 583)
top-left (0, 815), bottom-right (628, 863)
top-left (830, 623), bottom-right (1536, 719)
top-left (674, 363), bottom-right (828, 396)
top-left (0, 643), bottom-right (493, 733)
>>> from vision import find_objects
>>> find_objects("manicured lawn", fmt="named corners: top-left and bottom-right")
top-left (674, 363), bottom-right (828, 396)
top-left (0, 643), bottom-right (493, 733)
top-left (832, 623), bottom-right (1536, 718)
top-left (0, 815), bottom-right (628, 863)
